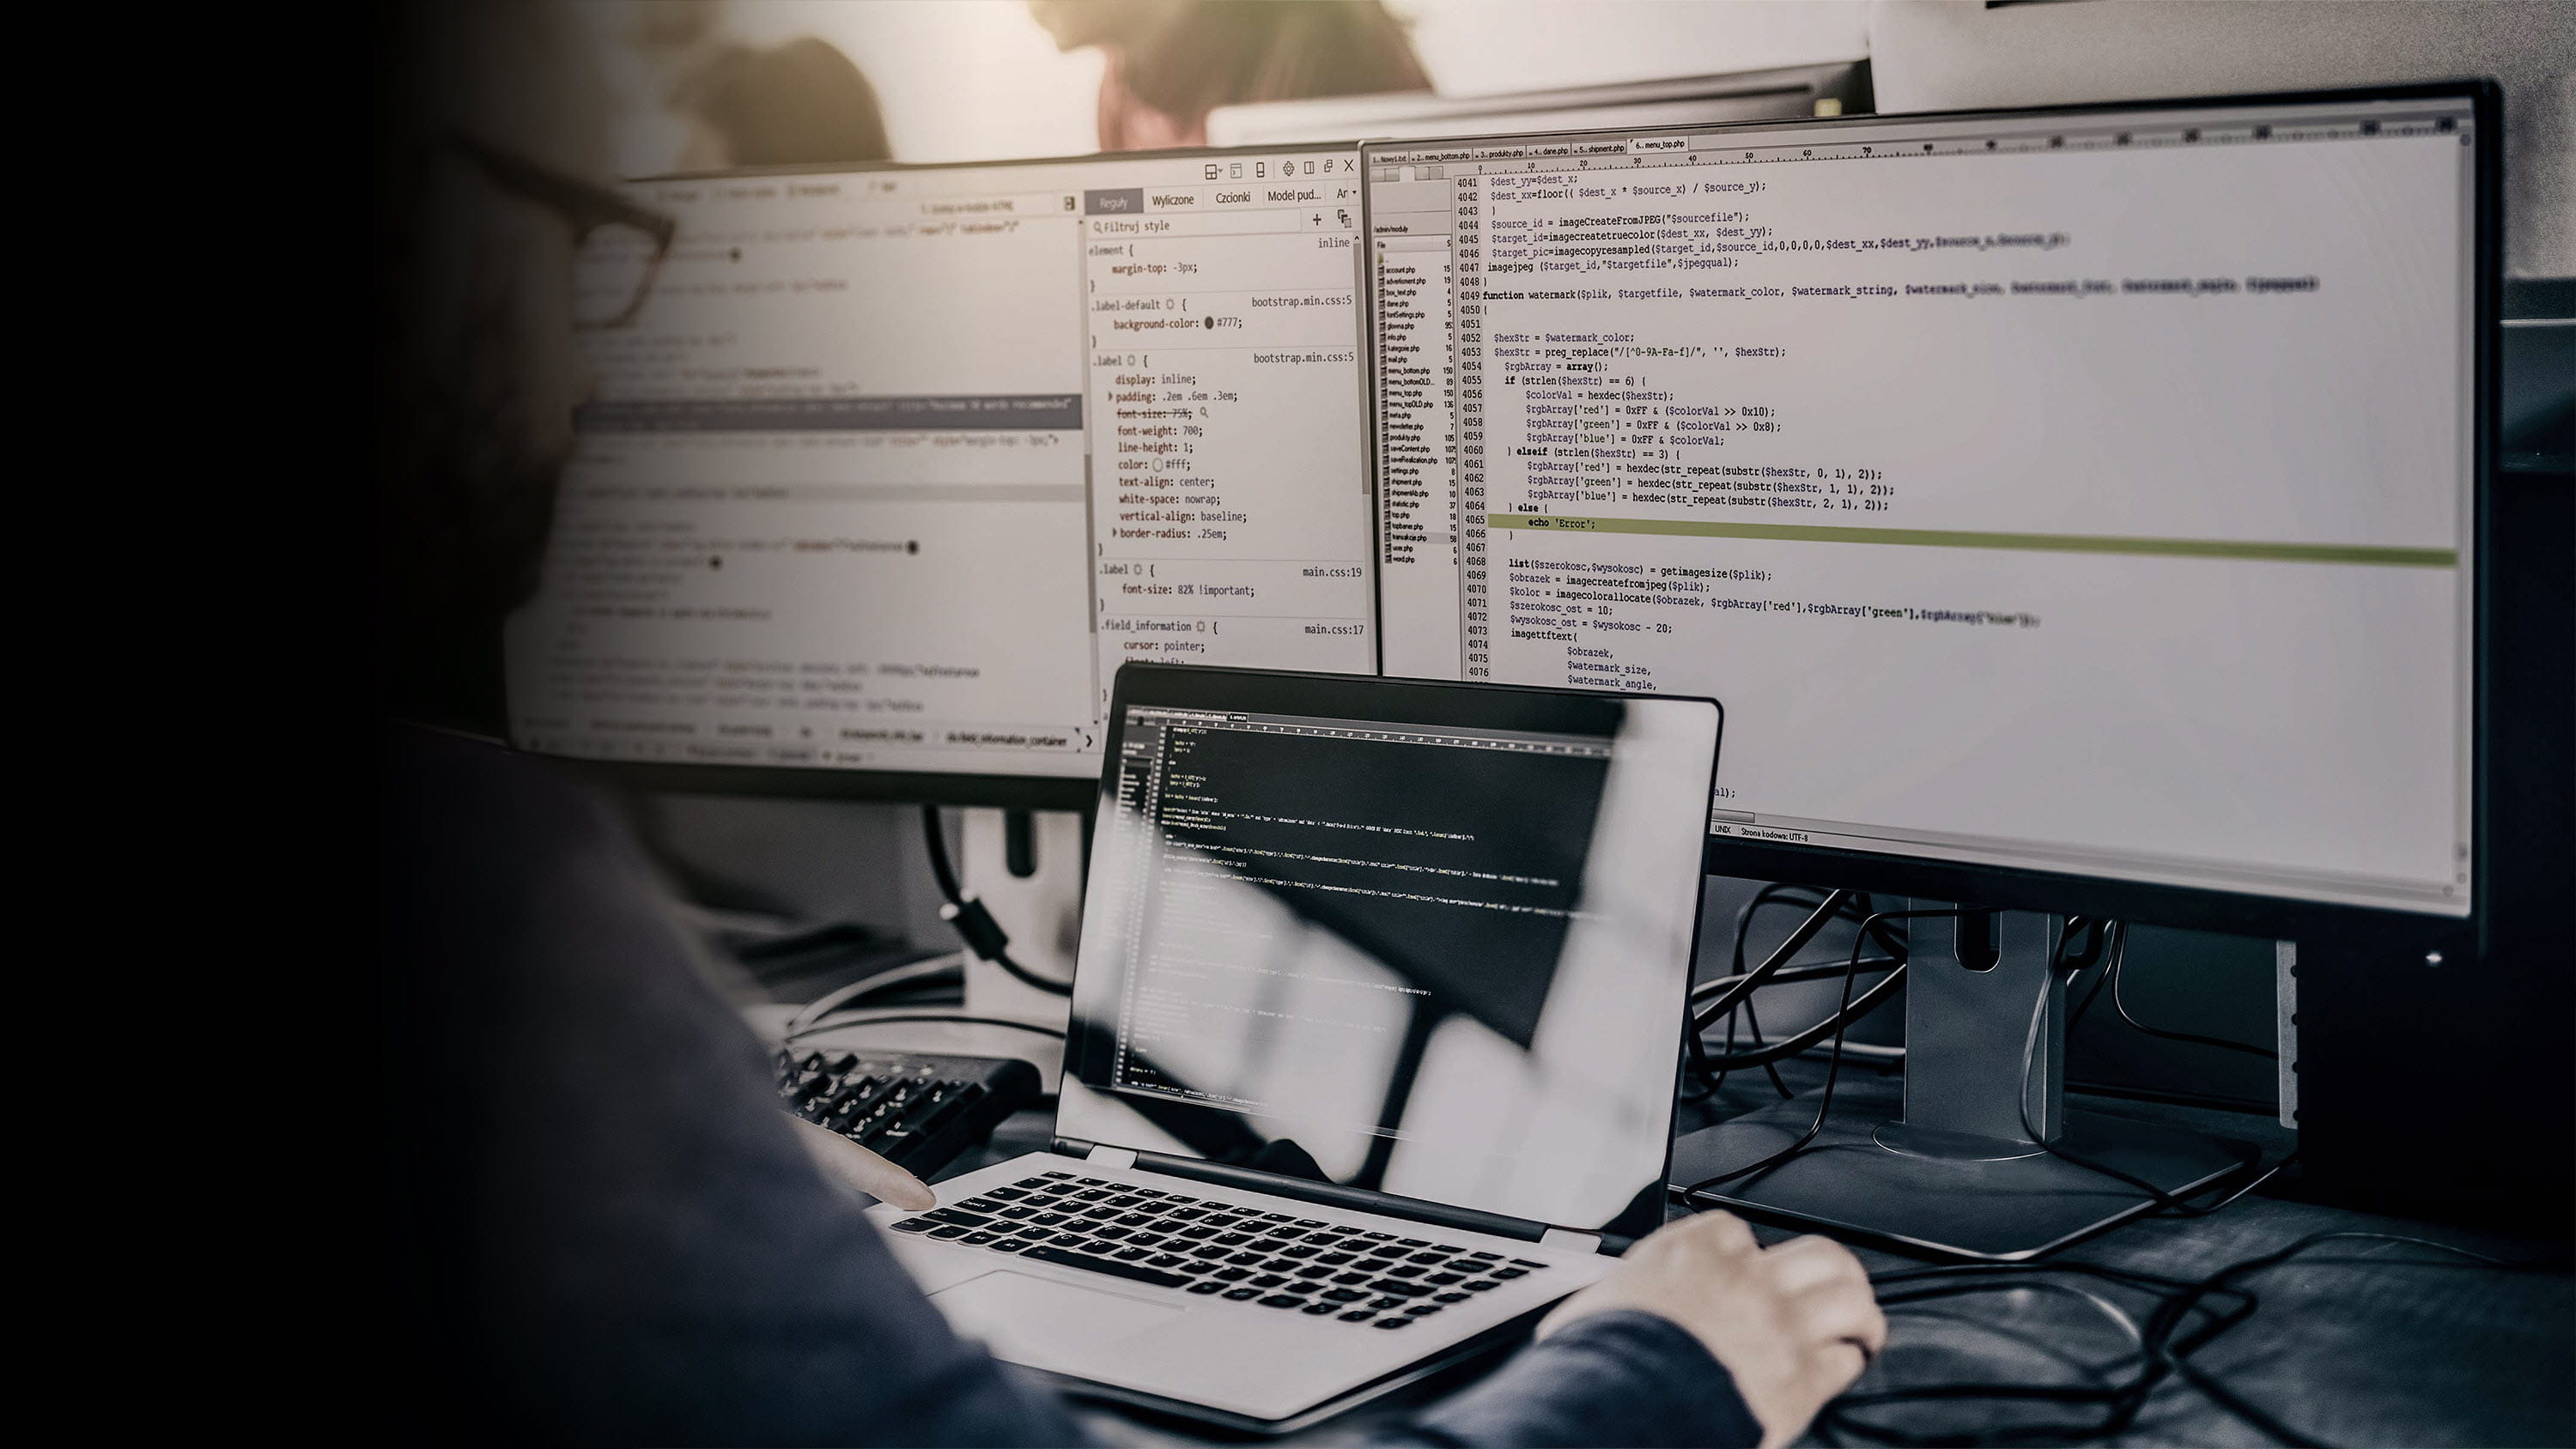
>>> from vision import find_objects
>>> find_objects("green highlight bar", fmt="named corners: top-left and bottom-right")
top-left (1484, 514), bottom-right (2457, 568)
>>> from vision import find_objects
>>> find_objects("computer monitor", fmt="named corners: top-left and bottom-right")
top-left (1361, 82), bottom-right (2495, 1254)
top-left (504, 145), bottom-right (1382, 811)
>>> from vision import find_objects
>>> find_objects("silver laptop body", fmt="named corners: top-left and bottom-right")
top-left (871, 665), bottom-right (1722, 1431)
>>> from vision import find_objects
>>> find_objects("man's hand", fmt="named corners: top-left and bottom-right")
top-left (1537, 1210), bottom-right (1884, 1449)
top-left (787, 1114), bottom-right (936, 1210)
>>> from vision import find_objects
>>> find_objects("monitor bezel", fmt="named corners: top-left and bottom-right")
top-left (1356, 80), bottom-right (2500, 947)
top-left (513, 140), bottom-right (1371, 812)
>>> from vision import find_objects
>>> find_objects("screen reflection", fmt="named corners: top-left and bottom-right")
top-left (1066, 694), bottom-right (1715, 1235)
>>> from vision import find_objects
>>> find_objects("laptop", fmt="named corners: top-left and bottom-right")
top-left (871, 664), bottom-right (1722, 1432)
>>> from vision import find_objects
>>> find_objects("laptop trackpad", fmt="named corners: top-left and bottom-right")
top-left (931, 1270), bottom-right (1184, 1362)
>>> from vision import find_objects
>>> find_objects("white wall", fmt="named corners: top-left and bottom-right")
top-left (1867, 0), bottom-right (2574, 277)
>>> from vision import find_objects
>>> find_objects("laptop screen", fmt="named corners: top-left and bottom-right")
top-left (1064, 670), bottom-right (1719, 1236)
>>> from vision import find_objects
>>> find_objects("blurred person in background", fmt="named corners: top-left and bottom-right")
top-left (379, 1), bottom-right (1880, 1442)
top-left (1030, 0), bottom-right (1431, 150)
top-left (673, 37), bottom-right (893, 170)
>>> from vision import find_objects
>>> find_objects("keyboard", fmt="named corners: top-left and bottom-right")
top-left (888, 1171), bottom-right (1551, 1330)
top-left (775, 1049), bottom-right (1040, 1178)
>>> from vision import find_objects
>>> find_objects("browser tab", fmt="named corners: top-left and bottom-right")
top-left (1084, 188), bottom-right (1146, 216)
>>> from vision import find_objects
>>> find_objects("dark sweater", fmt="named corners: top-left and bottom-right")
top-left (382, 726), bottom-right (1763, 1446)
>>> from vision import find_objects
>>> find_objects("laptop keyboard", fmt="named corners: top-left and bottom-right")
top-left (888, 1172), bottom-right (1551, 1329)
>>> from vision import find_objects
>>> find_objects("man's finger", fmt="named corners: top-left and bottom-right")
top-left (1677, 1208), bottom-right (1761, 1258)
top-left (1765, 1234), bottom-right (1869, 1293)
top-left (788, 1114), bottom-right (937, 1210)
top-left (1799, 1285), bottom-right (1890, 1361)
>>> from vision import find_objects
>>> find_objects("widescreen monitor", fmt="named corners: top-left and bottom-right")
top-left (505, 145), bottom-right (1381, 807)
top-left (1362, 83), bottom-right (2493, 939)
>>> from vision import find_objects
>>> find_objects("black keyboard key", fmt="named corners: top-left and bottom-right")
top-left (1128, 1234), bottom-right (1165, 1248)
top-left (1374, 1318), bottom-right (1415, 1330)
top-left (1396, 1238), bottom-right (1431, 1248)
top-left (1075, 1190), bottom-right (1113, 1202)
top-left (1082, 1207), bottom-right (1120, 1221)
top-left (1226, 1252), bottom-right (1266, 1266)
top-left (1370, 1296), bottom-right (1406, 1310)
top-left (1323, 1288), bottom-right (1369, 1302)
top-left (1258, 1295), bottom-right (1303, 1310)
top-left (1295, 1265), bottom-right (1333, 1280)
top-left (929, 1226), bottom-right (968, 1240)
top-left (993, 1240), bottom-right (1029, 1253)
top-left (1260, 1213), bottom-right (1293, 1223)
top-left (1187, 1281), bottom-right (1224, 1295)
top-left (1406, 1252), bottom-right (1448, 1264)
top-left (1340, 1311), bottom-right (1376, 1323)
top-left (1214, 1269), bottom-right (1252, 1282)
top-left (1148, 1254), bottom-right (1188, 1269)
top-left (1041, 1172), bottom-right (1073, 1180)
top-left (1116, 1214), bottom-right (1153, 1228)
top-left (986, 1187), bottom-right (1029, 1202)
top-left (1107, 1196), bottom-right (1143, 1209)
top-left (1296, 1220), bottom-right (1328, 1229)
top-left (1492, 1268), bottom-right (1528, 1280)
top-left (1078, 1241), bottom-right (1116, 1256)
top-left (1115, 1248), bottom-right (1151, 1262)
top-left (1250, 1274), bottom-right (1286, 1288)
top-left (1404, 1303), bottom-right (1443, 1317)
top-left (1018, 1245), bottom-right (1189, 1288)
top-left (1282, 1246), bottom-right (1320, 1258)
top-left (890, 1219), bottom-right (935, 1234)
top-left (961, 1231), bottom-right (996, 1244)
top-left (1075, 1177), bottom-right (1111, 1186)
top-left (1360, 1232), bottom-right (1394, 1241)
top-left (1094, 1228), bottom-right (1132, 1241)
top-left (1194, 1246), bottom-right (1231, 1260)
top-left (1302, 1301), bottom-right (1339, 1315)
top-left (1032, 1213), bottom-right (1068, 1227)
top-left (1433, 1291), bottom-right (1471, 1303)
top-left (1461, 1280), bottom-right (1500, 1292)
top-left (1223, 1288), bottom-right (1261, 1301)
top-left (1372, 1280), bottom-right (1431, 1297)
top-left (1317, 1252), bottom-right (1356, 1266)
top-left (823, 1052), bottom-right (859, 1074)
top-left (1388, 1266), bottom-right (1426, 1279)
top-left (1463, 1251), bottom-right (1500, 1261)
top-left (1511, 1259), bottom-right (1547, 1270)
top-left (1333, 1272), bottom-right (1372, 1286)
top-left (1425, 1272), bottom-right (1466, 1286)
top-left (1213, 1233), bottom-right (1253, 1246)
top-left (957, 1197), bottom-right (1002, 1212)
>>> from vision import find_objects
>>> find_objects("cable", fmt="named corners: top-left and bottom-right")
top-left (2109, 941), bottom-right (2281, 1059)
top-left (783, 953), bottom-right (965, 1035)
top-left (1694, 956), bottom-right (1905, 994)
top-left (1678, 908), bottom-right (1963, 1200)
top-left (1819, 1232), bottom-right (2555, 1447)
top-left (2013, 920), bottom-right (2265, 1220)
top-left (1696, 965), bottom-right (1909, 1070)
top-left (782, 1009), bottom-right (1069, 1045)
top-left (1693, 889), bottom-right (1857, 1029)
top-left (1686, 888), bottom-right (1875, 1100)
top-left (920, 806), bottom-right (1072, 997)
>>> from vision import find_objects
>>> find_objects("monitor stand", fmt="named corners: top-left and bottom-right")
top-left (1669, 906), bottom-right (2258, 1260)
top-left (956, 807), bottom-right (1083, 1028)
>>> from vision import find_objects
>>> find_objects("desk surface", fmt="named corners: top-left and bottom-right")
top-left (912, 1058), bottom-right (2572, 1449)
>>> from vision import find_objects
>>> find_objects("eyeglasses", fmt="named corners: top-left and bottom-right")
top-left (444, 133), bottom-right (678, 329)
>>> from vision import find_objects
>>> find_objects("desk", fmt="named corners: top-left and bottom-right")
top-left (915, 1057), bottom-right (2572, 1448)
